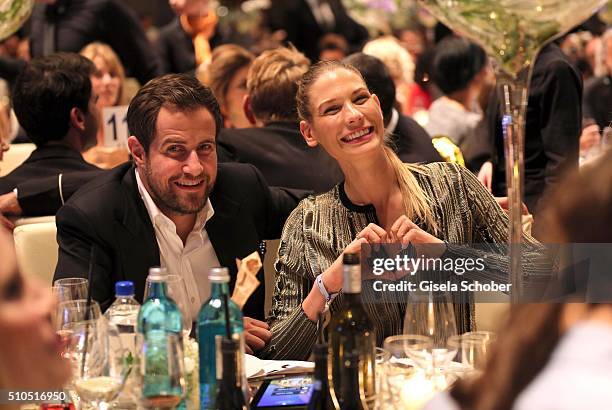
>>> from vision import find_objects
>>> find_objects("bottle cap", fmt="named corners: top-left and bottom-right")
top-left (115, 281), bottom-right (134, 296)
top-left (209, 267), bottom-right (230, 283)
top-left (147, 266), bottom-right (168, 282)
top-left (343, 253), bottom-right (359, 265)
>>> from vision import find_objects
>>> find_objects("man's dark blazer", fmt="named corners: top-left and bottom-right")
top-left (390, 114), bottom-right (443, 164)
top-left (218, 121), bottom-right (343, 194)
top-left (53, 162), bottom-right (302, 320)
top-left (266, 0), bottom-right (368, 61)
top-left (0, 144), bottom-right (99, 195)
top-left (157, 17), bottom-right (225, 74)
top-left (488, 43), bottom-right (582, 215)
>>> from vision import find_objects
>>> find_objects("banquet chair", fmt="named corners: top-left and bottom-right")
top-left (10, 215), bottom-right (56, 227)
top-left (13, 221), bottom-right (58, 285)
top-left (0, 143), bottom-right (36, 176)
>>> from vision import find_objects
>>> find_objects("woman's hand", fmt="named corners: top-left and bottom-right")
top-left (243, 317), bottom-right (271, 354)
top-left (389, 215), bottom-right (445, 258)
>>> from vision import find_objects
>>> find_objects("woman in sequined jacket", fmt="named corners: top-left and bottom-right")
top-left (260, 60), bottom-right (551, 360)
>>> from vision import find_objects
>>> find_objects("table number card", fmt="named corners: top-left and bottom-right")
top-left (102, 105), bottom-right (129, 148)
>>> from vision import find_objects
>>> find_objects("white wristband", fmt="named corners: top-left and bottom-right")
top-left (315, 273), bottom-right (338, 303)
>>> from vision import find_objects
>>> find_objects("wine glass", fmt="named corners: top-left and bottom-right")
top-left (448, 331), bottom-right (497, 375)
top-left (55, 300), bottom-right (102, 350)
top-left (403, 290), bottom-right (457, 388)
top-left (53, 278), bottom-right (89, 300)
top-left (136, 332), bottom-right (185, 408)
top-left (68, 319), bottom-right (128, 410)
top-left (383, 335), bottom-right (435, 410)
top-left (145, 274), bottom-right (192, 337)
top-left (417, 0), bottom-right (608, 297)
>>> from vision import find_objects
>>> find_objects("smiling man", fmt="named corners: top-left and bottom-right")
top-left (53, 74), bottom-right (300, 353)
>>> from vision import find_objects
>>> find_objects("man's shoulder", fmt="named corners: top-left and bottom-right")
top-left (64, 163), bottom-right (133, 211)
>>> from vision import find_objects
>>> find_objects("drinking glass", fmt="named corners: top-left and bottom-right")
top-left (403, 290), bottom-right (458, 373)
top-left (136, 332), bottom-right (186, 408)
top-left (448, 331), bottom-right (497, 375)
top-left (68, 319), bottom-right (128, 410)
top-left (144, 274), bottom-right (192, 337)
top-left (375, 347), bottom-right (391, 410)
top-left (383, 335), bottom-right (434, 410)
top-left (53, 278), bottom-right (88, 300)
top-left (55, 300), bottom-right (102, 352)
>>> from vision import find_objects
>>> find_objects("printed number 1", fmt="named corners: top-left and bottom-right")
top-left (107, 113), bottom-right (127, 141)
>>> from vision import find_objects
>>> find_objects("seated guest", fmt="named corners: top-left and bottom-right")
top-left (0, 53), bottom-right (100, 195)
top-left (0, 226), bottom-right (71, 390)
top-left (261, 61), bottom-right (551, 360)
top-left (80, 42), bottom-right (131, 169)
top-left (425, 37), bottom-right (491, 154)
top-left (53, 74), bottom-right (302, 353)
top-left (343, 53), bottom-right (443, 164)
top-left (218, 46), bottom-right (343, 193)
top-left (201, 44), bottom-right (254, 129)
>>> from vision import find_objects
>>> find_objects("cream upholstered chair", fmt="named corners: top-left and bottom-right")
top-left (13, 221), bottom-right (58, 285)
top-left (0, 143), bottom-right (36, 176)
top-left (11, 215), bottom-right (56, 227)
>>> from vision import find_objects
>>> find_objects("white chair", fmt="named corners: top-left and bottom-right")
top-left (0, 143), bottom-right (36, 176)
top-left (13, 221), bottom-right (58, 285)
top-left (11, 215), bottom-right (56, 227)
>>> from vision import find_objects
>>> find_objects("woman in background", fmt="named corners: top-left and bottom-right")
top-left (80, 42), bottom-right (132, 168)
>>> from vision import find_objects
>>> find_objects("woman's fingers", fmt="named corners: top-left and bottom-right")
top-left (356, 223), bottom-right (387, 243)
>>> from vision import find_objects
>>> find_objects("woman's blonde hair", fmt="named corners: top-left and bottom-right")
top-left (80, 42), bottom-right (125, 104)
top-left (363, 36), bottom-right (414, 86)
top-left (296, 60), bottom-right (437, 232)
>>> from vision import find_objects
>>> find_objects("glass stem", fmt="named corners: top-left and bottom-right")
top-left (497, 68), bottom-right (531, 303)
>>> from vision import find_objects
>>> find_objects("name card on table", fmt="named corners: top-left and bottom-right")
top-left (102, 105), bottom-right (129, 148)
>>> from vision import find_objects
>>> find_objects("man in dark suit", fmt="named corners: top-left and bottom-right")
top-left (0, 53), bottom-right (99, 196)
top-left (53, 74), bottom-right (301, 353)
top-left (343, 53), bottom-right (443, 164)
top-left (265, 0), bottom-right (369, 62)
top-left (218, 46), bottom-right (343, 193)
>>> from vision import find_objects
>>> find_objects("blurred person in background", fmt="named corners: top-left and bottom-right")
top-left (200, 44), bottom-right (254, 130)
top-left (0, 226), bottom-right (71, 391)
top-left (318, 33), bottom-right (349, 62)
top-left (362, 36), bottom-right (415, 117)
top-left (27, 0), bottom-right (161, 86)
top-left (265, 0), bottom-right (368, 62)
top-left (80, 42), bottom-right (131, 169)
top-left (343, 52), bottom-right (442, 164)
top-left (425, 37), bottom-right (492, 155)
top-left (429, 150), bottom-right (612, 410)
top-left (158, 0), bottom-right (225, 74)
top-left (218, 46), bottom-right (342, 193)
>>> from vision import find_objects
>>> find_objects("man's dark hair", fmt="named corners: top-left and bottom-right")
top-left (127, 74), bottom-right (223, 153)
top-left (12, 53), bottom-right (95, 147)
top-left (433, 36), bottom-right (487, 95)
top-left (343, 53), bottom-right (396, 124)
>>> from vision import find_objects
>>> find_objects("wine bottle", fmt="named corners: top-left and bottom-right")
top-left (197, 267), bottom-right (246, 409)
top-left (137, 267), bottom-right (184, 407)
top-left (308, 314), bottom-right (333, 410)
top-left (339, 349), bottom-right (367, 410)
top-left (329, 253), bottom-right (376, 408)
top-left (213, 338), bottom-right (248, 410)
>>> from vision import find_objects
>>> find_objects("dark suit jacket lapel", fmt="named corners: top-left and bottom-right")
top-left (113, 166), bottom-right (160, 302)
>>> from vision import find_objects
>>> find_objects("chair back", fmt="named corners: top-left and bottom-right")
top-left (13, 221), bottom-right (58, 285)
top-left (0, 143), bottom-right (36, 176)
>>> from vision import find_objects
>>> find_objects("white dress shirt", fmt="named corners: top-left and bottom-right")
top-left (135, 169), bottom-right (220, 321)
top-left (305, 0), bottom-right (335, 30)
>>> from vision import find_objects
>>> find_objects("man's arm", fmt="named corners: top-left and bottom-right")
top-left (12, 170), bottom-right (105, 216)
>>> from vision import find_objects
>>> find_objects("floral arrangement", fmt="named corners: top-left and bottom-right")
top-left (184, 337), bottom-right (200, 410)
top-left (0, 0), bottom-right (32, 41)
top-left (341, 0), bottom-right (423, 34)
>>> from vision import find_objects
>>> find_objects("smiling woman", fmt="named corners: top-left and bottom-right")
top-left (0, 227), bottom-right (71, 391)
top-left (261, 61), bottom-right (553, 360)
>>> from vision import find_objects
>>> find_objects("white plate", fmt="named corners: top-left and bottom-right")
top-left (245, 354), bottom-right (264, 378)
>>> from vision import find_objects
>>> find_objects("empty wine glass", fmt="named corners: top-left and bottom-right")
top-left (136, 332), bottom-right (185, 408)
top-left (68, 319), bottom-right (129, 410)
top-left (53, 278), bottom-right (88, 300)
top-left (145, 273), bottom-right (192, 337)
top-left (448, 331), bottom-right (497, 376)
top-left (383, 335), bottom-right (434, 410)
top-left (55, 300), bottom-right (102, 351)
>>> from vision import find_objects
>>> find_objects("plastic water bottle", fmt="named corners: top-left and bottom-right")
top-left (197, 267), bottom-right (246, 410)
top-left (105, 281), bottom-right (140, 408)
top-left (105, 281), bottom-right (140, 353)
